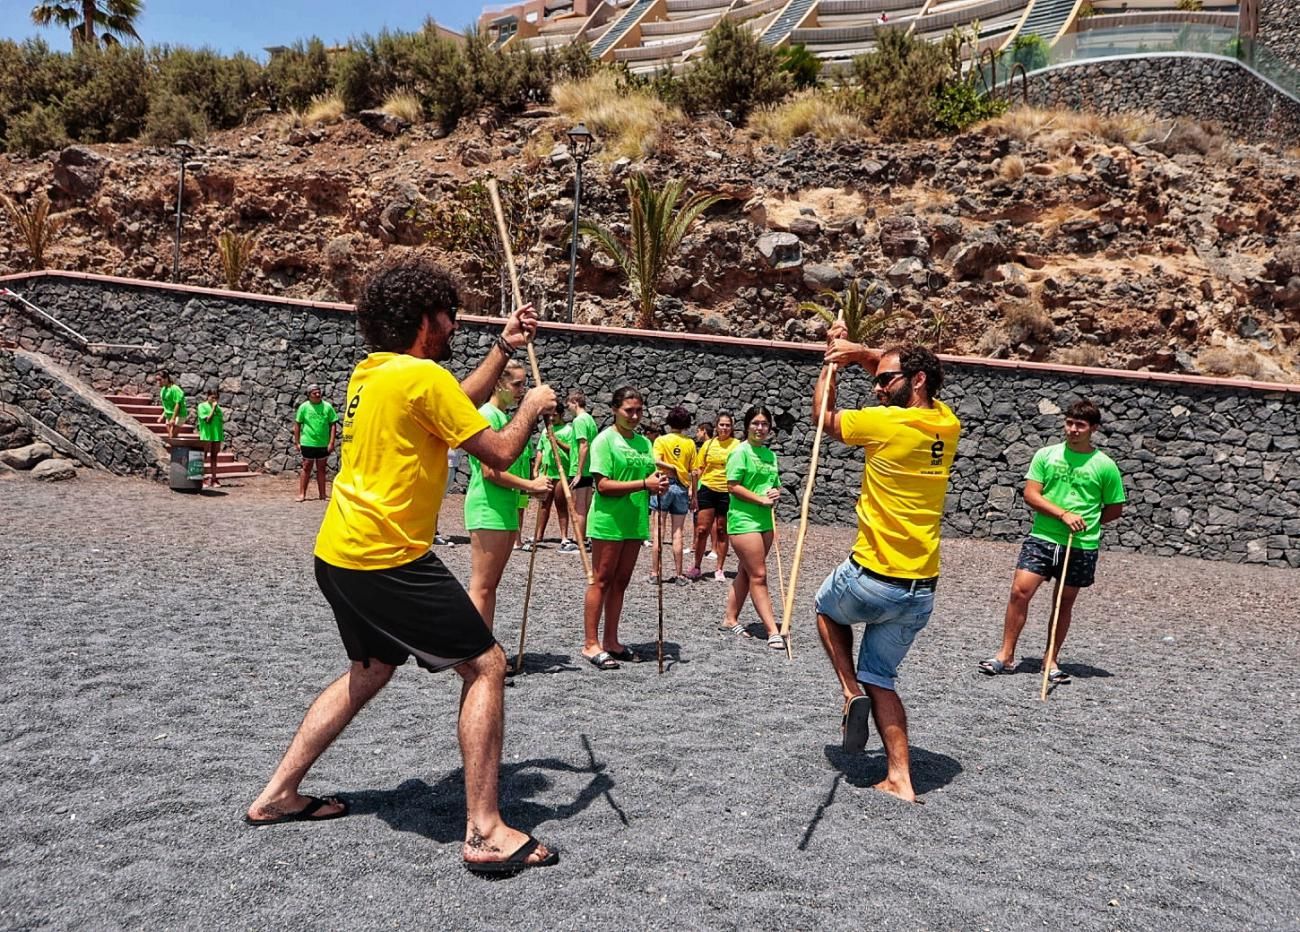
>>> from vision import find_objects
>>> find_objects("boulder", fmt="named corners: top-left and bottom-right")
top-left (886, 256), bottom-right (926, 288)
top-left (52, 146), bottom-right (111, 200)
top-left (946, 229), bottom-right (1007, 281)
top-left (756, 232), bottom-right (802, 270)
top-left (358, 109), bottom-right (409, 137)
top-left (0, 411), bottom-right (32, 451)
top-left (802, 263), bottom-right (844, 293)
top-left (788, 217), bottom-right (822, 239)
top-left (0, 441), bottom-right (53, 470)
top-left (30, 458), bottom-right (76, 482)
top-left (878, 216), bottom-right (928, 258)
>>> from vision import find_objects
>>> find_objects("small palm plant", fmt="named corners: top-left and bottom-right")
top-left (216, 230), bottom-right (256, 290)
top-left (798, 279), bottom-right (902, 344)
top-left (1, 191), bottom-right (67, 270)
top-left (579, 173), bottom-right (727, 329)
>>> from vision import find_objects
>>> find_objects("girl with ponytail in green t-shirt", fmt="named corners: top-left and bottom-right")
top-left (465, 361), bottom-right (552, 631)
top-left (581, 386), bottom-right (668, 670)
top-left (719, 405), bottom-right (785, 650)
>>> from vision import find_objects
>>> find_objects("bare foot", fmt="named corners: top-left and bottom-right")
top-left (295, 495), bottom-right (306, 503)
top-left (462, 824), bottom-right (554, 866)
top-left (873, 778), bottom-right (920, 804)
top-left (246, 792), bottom-right (346, 823)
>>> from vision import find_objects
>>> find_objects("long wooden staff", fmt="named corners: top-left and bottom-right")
top-left (656, 502), bottom-right (666, 674)
top-left (515, 495), bottom-right (548, 674)
top-left (772, 524), bottom-right (786, 619)
top-left (487, 178), bottom-right (594, 587)
top-left (779, 315), bottom-right (844, 660)
top-left (1040, 533), bottom-right (1074, 701)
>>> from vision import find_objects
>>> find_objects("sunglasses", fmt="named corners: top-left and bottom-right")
top-left (873, 370), bottom-right (905, 389)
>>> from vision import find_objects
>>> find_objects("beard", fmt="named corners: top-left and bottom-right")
top-left (423, 325), bottom-right (453, 362)
top-left (881, 379), bottom-right (913, 407)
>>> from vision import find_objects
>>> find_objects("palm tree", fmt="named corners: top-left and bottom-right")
top-left (30, 0), bottom-right (143, 47)
top-left (579, 173), bottom-right (727, 329)
top-left (1, 191), bottom-right (69, 270)
top-left (799, 279), bottom-right (902, 344)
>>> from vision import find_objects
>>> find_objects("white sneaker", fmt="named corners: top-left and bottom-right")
top-left (558, 539), bottom-right (578, 553)
top-left (714, 569), bottom-right (726, 581)
top-left (684, 547), bottom-right (694, 555)
top-left (705, 551), bottom-right (717, 561)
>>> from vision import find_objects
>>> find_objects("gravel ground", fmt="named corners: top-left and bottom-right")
top-left (1, 472), bottom-right (1297, 931)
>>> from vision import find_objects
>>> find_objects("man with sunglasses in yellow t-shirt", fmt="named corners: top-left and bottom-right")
top-left (245, 259), bottom-right (560, 877)
top-left (810, 330), bottom-right (961, 805)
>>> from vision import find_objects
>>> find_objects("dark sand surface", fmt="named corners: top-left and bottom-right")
top-left (1, 473), bottom-right (1297, 931)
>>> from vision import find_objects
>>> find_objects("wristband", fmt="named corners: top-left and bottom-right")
top-left (495, 336), bottom-right (515, 356)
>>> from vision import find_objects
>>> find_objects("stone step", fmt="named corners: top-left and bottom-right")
top-left (105, 391), bottom-right (257, 479)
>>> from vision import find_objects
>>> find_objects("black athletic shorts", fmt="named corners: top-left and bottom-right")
top-left (696, 485), bottom-right (730, 515)
top-left (314, 552), bottom-right (496, 671)
top-left (301, 445), bottom-right (329, 461)
top-left (1015, 536), bottom-right (1099, 588)
top-left (573, 475), bottom-right (593, 489)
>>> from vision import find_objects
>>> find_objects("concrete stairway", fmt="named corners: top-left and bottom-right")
top-left (1018, 0), bottom-right (1077, 43)
top-left (106, 394), bottom-right (257, 479)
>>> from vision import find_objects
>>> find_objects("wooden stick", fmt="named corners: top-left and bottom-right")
top-left (656, 502), bottom-right (666, 674)
top-left (772, 523), bottom-right (786, 618)
top-left (487, 178), bottom-right (593, 585)
top-left (779, 356), bottom-right (839, 660)
top-left (515, 503), bottom-right (548, 675)
top-left (1040, 533), bottom-right (1074, 701)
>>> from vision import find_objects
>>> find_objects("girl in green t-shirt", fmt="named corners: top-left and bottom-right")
top-left (719, 405), bottom-right (785, 650)
top-left (528, 417), bottom-right (574, 552)
top-left (581, 386), bottom-right (668, 670)
top-left (465, 361), bottom-right (552, 631)
top-left (196, 389), bottom-right (225, 488)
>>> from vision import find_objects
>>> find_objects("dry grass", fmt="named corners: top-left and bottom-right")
top-left (304, 94), bottom-right (345, 126)
top-left (998, 154), bottom-right (1026, 181)
top-left (1002, 299), bottom-right (1054, 344)
top-left (1197, 346), bottom-right (1264, 379)
top-left (749, 92), bottom-right (869, 146)
top-left (380, 89), bottom-right (423, 124)
top-left (979, 106), bottom-right (1151, 146)
top-left (0, 191), bottom-right (68, 270)
top-left (552, 72), bottom-right (685, 161)
top-left (1057, 343), bottom-right (1104, 367)
top-left (522, 127), bottom-right (559, 169)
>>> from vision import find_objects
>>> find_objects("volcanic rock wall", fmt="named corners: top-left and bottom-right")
top-left (1259, 0), bottom-right (1300, 73)
top-left (3, 273), bottom-right (1297, 567)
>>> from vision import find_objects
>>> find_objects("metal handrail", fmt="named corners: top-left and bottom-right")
top-left (1, 287), bottom-right (157, 354)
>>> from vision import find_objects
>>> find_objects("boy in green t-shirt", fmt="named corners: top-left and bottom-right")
top-left (529, 417), bottom-right (573, 552)
top-left (565, 391), bottom-right (600, 551)
top-left (157, 371), bottom-right (187, 443)
top-left (196, 388), bottom-right (226, 488)
top-left (980, 398), bottom-right (1126, 683)
top-left (294, 385), bottom-right (339, 502)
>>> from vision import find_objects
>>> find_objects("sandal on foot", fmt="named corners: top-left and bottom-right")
top-left (767, 634), bottom-right (786, 651)
top-left (464, 835), bottom-right (559, 877)
top-left (243, 795), bottom-right (348, 826)
top-left (1047, 668), bottom-right (1071, 684)
top-left (585, 651), bottom-right (620, 670)
top-left (606, 647), bottom-right (641, 663)
top-left (978, 657), bottom-right (1018, 676)
top-left (717, 622), bottom-right (750, 638)
top-left (841, 695), bottom-right (872, 753)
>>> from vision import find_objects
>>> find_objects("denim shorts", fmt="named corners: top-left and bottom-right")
top-left (650, 482), bottom-right (690, 516)
top-left (814, 558), bottom-right (934, 691)
top-left (1016, 536), bottom-right (1098, 588)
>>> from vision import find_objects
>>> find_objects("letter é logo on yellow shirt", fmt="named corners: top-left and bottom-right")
top-left (930, 437), bottom-right (945, 467)
top-left (346, 388), bottom-right (362, 420)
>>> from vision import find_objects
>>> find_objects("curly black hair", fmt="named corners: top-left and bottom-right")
top-left (355, 258), bottom-right (459, 353)
top-left (885, 344), bottom-right (944, 399)
top-left (665, 405), bottom-right (692, 430)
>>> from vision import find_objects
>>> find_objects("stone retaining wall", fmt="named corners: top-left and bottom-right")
top-left (0, 347), bottom-right (167, 478)
top-left (1259, 0), bottom-right (1300, 74)
top-left (2, 273), bottom-right (1297, 568)
top-left (1025, 55), bottom-right (1300, 143)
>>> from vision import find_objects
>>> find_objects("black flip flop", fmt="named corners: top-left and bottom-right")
top-left (243, 795), bottom-right (348, 826)
top-left (464, 836), bottom-right (560, 877)
top-left (842, 695), bottom-right (872, 753)
top-left (1047, 668), bottom-right (1071, 684)
top-left (606, 647), bottom-right (642, 663)
top-left (586, 650), bottom-right (620, 670)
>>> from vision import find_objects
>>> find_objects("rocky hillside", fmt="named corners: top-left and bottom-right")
top-left (3, 106), bottom-right (1299, 382)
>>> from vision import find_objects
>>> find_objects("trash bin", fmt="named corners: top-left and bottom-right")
top-left (168, 444), bottom-right (204, 493)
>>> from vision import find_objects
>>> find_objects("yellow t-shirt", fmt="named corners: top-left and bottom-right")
top-left (841, 400), bottom-right (961, 579)
top-left (694, 436), bottom-right (738, 492)
top-left (653, 432), bottom-right (697, 486)
top-left (315, 353), bottom-right (490, 570)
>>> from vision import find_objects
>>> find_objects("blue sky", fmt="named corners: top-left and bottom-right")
top-left (1, 1), bottom-right (489, 56)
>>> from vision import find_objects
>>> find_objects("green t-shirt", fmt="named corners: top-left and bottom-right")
top-left (540, 422), bottom-right (575, 479)
top-left (160, 384), bottom-right (186, 420)
top-left (1027, 443), bottom-right (1126, 551)
top-left (295, 400), bottom-right (338, 448)
top-left (570, 411), bottom-right (599, 478)
top-left (196, 401), bottom-right (224, 442)
top-left (518, 436), bottom-right (536, 510)
top-left (465, 403), bottom-right (532, 531)
top-left (587, 427), bottom-right (655, 541)
top-left (726, 441), bottom-right (779, 535)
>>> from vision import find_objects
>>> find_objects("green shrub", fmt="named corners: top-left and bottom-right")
top-left (848, 28), bottom-right (950, 138)
top-left (263, 38), bottom-right (331, 111)
top-left (932, 80), bottom-right (1007, 134)
top-left (142, 90), bottom-right (206, 145)
top-left (59, 44), bottom-right (151, 142)
top-left (5, 103), bottom-right (69, 156)
top-left (331, 50), bottom-right (375, 112)
top-left (1006, 34), bottom-right (1049, 73)
top-left (679, 18), bottom-right (791, 123)
top-left (154, 46), bottom-right (262, 129)
top-left (778, 43), bottom-right (822, 90)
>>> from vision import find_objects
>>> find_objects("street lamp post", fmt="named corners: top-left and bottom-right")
top-left (565, 123), bottom-right (595, 324)
top-left (172, 139), bottom-right (195, 283)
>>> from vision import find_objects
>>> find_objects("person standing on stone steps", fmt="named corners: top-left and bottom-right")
top-left (196, 388), bottom-right (225, 488)
top-left (294, 384), bottom-right (338, 502)
top-left (157, 371), bottom-right (187, 443)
